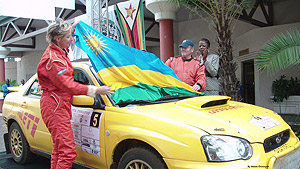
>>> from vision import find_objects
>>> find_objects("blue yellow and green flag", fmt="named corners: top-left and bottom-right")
top-left (115, 0), bottom-right (145, 50)
top-left (73, 21), bottom-right (202, 104)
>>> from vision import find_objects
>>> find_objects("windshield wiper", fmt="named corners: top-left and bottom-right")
top-left (155, 95), bottom-right (195, 101)
top-left (117, 99), bottom-right (155, 107)
top-left (117, 95), bottom-right (196, 107)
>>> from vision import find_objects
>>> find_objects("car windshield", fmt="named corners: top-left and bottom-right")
top-left (89, 66), bottom-right (202, 107)
top-left (116, 95), bottom-right (197, 107)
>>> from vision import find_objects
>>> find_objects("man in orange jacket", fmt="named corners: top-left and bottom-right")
top-left (165, 40), bottom-right (206, 91)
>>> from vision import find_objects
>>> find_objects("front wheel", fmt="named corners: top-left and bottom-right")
top-left (118, 147), bottom-right (167, 169)
top-left (8, 122), bottom-right (33, 164)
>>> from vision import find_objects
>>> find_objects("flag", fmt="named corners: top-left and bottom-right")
top-left (73, 21), bottom-right (202, 104)
top-left (69, 5), bottom-right (124, 61)
top-left (115, 0), bottom-right (145, 50)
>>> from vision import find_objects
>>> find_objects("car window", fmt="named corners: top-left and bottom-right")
top-left (25, 69), bottom-right (93, 99)
top-left (28, 80), bottom-right (43, 97)
top-left (73, 68), bottom-right (107, 109)
top-left (74, 69), bottom-right (91, 85)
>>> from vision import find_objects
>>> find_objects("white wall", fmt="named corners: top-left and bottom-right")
top-left (4, 61), bottom-right (17, 83)
top-left (17, 50), bottom-right (44, 82)
top-left (7, 32), bottom-right (47, 84)
top-left (233, 22), bottom-right (300, 56)
top-left (234, 22), bottom-right (300, 109)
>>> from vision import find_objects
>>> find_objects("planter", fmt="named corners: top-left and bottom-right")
top-left (271, 96), bottom-right (300, 115)
top-left (271, 96), bottom-right (300, 133)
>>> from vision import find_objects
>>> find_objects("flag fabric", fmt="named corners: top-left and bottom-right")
top-left (69, 5), bottom-right (124, 61)
top-left (73, 21), bottom-right (202, 104)
top-left (115, 0), bottom-right (145, 50)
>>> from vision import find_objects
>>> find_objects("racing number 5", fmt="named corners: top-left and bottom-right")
top-left (90, 112), bottom-right (101, 128)
top-left (93, 114), bottom-right (99, 126)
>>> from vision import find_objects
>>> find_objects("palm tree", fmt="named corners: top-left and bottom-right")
top-left (170, 0), bottom-right (253, 101)
top-left (256, 29), bottom-right (300, 74)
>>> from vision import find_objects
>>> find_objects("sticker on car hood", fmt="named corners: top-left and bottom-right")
top-left (249, 116), bottom-right (281, 131)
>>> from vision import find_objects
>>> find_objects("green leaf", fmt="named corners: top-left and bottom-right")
top-left (256, 29), bottom-right (300, 74)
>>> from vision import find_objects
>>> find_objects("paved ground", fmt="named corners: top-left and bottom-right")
top-left (0, 114), bottom-right (87, 169)
top-left (0, 151), bottom-right (50, 169)
top-left (0, 114), bottom-right (7, 153)
top-left (0, 114), bottom-right (51, 169)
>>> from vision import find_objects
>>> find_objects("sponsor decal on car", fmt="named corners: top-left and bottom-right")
top-left (71, 106), bottom-right (103, 157)
top-left (273, 144), bottom-right (292, 153)
top-left (249, 116), bottom-right (281, 131)
top-left (17, 111), bottom-right (40, 137)
top-left (208, 105), bottom-right (244, 114)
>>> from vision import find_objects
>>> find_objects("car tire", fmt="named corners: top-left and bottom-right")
top-left (118, 147), bottom-right (167, 169)
top-left (8, 122), bottom-right (33, 164)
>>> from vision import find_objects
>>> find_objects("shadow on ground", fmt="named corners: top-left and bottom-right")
top-left (0, 152), bottom-right (50, 169)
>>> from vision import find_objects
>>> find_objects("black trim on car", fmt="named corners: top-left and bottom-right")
top-left (263, 129), bottom-right (290, 153)
top-left (201, 99), bottom-right (229, 108)
top-left (30, 148), bottom-right (94, 169)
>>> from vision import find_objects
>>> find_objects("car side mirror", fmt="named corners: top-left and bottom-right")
top-left (72, 95), bottom-right (94, 106)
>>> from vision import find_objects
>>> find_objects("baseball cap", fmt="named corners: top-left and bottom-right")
top-left (179, 40), bottom-right (194, 48)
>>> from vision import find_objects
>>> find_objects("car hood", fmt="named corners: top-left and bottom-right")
top-left (124, 96), bottom-right (289, 143)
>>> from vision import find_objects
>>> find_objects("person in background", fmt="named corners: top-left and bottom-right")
top-left (20, 79), bottom-right (25, 86)
top-left (37, 18), bottom-right (114, 169)
top-left (165, 39), bottom-right (206, 91)
top-left (195, 38), bottom-right (220, 95)
top-left (2, 79), bottom-right (13, 99)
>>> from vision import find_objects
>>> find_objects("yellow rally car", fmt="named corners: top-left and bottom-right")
top-left (2, 62), bottom-right (300, 169)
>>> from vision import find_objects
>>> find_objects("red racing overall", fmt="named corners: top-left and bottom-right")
top-left (37, 43), bottom-right (88, 169)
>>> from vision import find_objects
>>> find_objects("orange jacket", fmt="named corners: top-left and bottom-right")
top-left (165, 56), bottom-right (206, 91)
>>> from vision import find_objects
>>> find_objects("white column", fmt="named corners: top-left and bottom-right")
top-left (145, 0), bottom-right (179, 22)
top-left (145, 0), bottom-right (180, 62)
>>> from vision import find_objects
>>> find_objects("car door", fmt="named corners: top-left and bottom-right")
top-left (12, 78), bottom-right (52, 153)
top-left (15, 74), bottom-right (89, 166)
top-left (72, 67), bottom-right (108, 168)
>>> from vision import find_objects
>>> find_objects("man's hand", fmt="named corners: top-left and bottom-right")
top-left (96, 85), bottom-right (115, 95)
top-left (192, 84), bottom-right (201, 91)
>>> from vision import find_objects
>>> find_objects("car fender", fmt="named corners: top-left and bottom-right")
top-left (104, 110), bottom-right (208, 164)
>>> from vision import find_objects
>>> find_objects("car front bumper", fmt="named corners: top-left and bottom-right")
top-left (164, 141), bottom-right (300, 169)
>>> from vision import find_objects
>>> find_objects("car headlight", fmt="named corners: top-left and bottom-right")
top-left (201, 135), bottom-right (253, 162)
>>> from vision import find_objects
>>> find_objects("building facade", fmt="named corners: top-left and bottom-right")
top-left (1, 0), bottom-right (300, 111)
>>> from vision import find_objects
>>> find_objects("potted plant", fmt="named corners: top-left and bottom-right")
top-left (272, 75), bottom-right (300, 103)
top-left (271, 75), bottom-right (300, 136)
top-left (256, 29), bottom-right (300, 137)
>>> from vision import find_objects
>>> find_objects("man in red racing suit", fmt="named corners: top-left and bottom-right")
top-left (37, 19), bottom-right (113, 169)
top-left (165, 39), bottom-right (206, 91)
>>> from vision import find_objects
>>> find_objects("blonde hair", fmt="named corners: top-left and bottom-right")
top-left (46, 18), bottom-right (71, 44)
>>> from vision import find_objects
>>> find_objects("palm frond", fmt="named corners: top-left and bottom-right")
top-left (170, 0), bottom-right (253, 30)
top-left (256, 29), bottom-right (300, 75)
